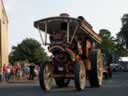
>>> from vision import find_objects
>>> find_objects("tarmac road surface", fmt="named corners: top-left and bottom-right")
top-left (0, 72), bottom-right (128, 96)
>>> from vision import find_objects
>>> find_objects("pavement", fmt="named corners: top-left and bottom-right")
top-left (8, 79), bottom-right (37, 83)
top-left (0, 80), bottom-right (39, 88)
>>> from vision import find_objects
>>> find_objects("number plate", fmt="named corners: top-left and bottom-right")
top-left (58, 67), bottom-right (63, 71)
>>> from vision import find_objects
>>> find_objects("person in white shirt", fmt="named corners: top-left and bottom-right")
top-left (5, 65), bottom-right (11, 81)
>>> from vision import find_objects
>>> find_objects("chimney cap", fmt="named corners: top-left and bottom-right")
top-left (60, 13), bottom-right (69, 17)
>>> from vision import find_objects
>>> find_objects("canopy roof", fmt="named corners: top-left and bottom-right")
top-left (34, 14), bottom-right (102, 44)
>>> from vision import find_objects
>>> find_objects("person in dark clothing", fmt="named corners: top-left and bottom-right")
top-left (29, 64), bottom-right (35, 80)
top-left (0, 67), bottom-right (2, 81)
top-left (107, 55), bottom-right (112, 78)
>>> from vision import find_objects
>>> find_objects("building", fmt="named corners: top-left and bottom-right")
top-left (0, 0), bottom-right (8, 67)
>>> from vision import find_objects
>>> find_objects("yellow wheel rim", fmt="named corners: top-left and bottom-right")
top-left (79, 61), bottom-right (86, 89)
top-left (97, 49), bottom-right (103, 86)
top-left (43, 64), bottom-right (53, 90)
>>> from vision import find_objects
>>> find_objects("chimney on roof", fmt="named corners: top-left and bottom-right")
top-left (60, 13), bottom-right (69, 17)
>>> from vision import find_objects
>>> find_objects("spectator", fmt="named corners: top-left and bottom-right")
top-left (0, 67), bottom-right (2, 82)
top-left (10, 65), bottom-right (16, 80)
top-left (2, 64), bottom-right (6, 80)
top-left (29, 64), bottom-right (35, 80)
top-left (5, 65), bottom-right (11, 81)
top-left (23, 65), bottom-right (30, 80)
top-left (34, 65), bottom-right (39, 80)
top-left (16, 64), bottom-right (22, 80)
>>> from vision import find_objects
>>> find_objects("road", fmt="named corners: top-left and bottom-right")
top-left (0, 72), bottom-right (128, 96)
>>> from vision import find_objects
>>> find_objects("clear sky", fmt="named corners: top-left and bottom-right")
top-left (3, 0), bottom-right (128, 52)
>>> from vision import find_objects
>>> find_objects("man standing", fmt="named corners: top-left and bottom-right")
top-left (29, 64), bottom-right (35, 80)
top-left (0, 67), bottom-right (2, 81)
top-left (5, 65), bottom-right (11, 81)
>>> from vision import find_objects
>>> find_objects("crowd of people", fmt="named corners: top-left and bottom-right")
top-left (0, 63), bottom-right (39, 82)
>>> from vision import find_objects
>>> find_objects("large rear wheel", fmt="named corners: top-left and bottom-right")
top-left (89, 49), bottom-right (103, 87)
top-left (74, 60), bottom-right (86, 91)
top-left (39, 62), bottom-right (54, 91)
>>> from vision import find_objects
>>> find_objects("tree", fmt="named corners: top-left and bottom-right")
top-left (99, 29), bottom-right (128, 64)
top-left (99, 29), bottom-right (121, 66)
top-left (113, 38), bottom-right (128, 56)
top-left (118, 14), bottom-right (128, 48)
top-left (99, 29), bottom-right (114, 57)
top-left (9, 38), bottom-right (48, 65)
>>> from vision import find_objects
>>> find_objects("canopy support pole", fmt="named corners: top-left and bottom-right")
top-left (67, 22), bottom-right (70, 43)
top-left (44, 22), bottom-right (48, 45)
top-left (38, 25), bottom-right (44, 45)
top-left (70, 23), bottom-right (79, 44)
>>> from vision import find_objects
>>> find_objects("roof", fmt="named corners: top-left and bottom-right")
top-left (34, 14), bottom-right (102, 44)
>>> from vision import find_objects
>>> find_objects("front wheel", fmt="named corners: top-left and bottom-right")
top-left (74, 60), bottom-right (86, 91)
top-left (39, 62), bottom-right (54, 91)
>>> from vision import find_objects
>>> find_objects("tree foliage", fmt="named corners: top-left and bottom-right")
top-left (118, 14), bottom-right (128, 48)
top-left (9, 38), bottom-right (48, 65)
top-left (99, 29), bottom-right (128, 60)
top-left (99, 29), bottom-right (114, 57)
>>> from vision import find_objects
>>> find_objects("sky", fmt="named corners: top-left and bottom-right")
top-left (3, 0), bottom-right (128, 52)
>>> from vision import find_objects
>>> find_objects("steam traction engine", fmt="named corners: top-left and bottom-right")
top-left (34, 13), bottom-right (103, 91)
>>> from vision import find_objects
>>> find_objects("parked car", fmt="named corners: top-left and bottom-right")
top-left (119, 62), bottom-right (128, 72)
top-left (110, 63), bottom-right (122, 72)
